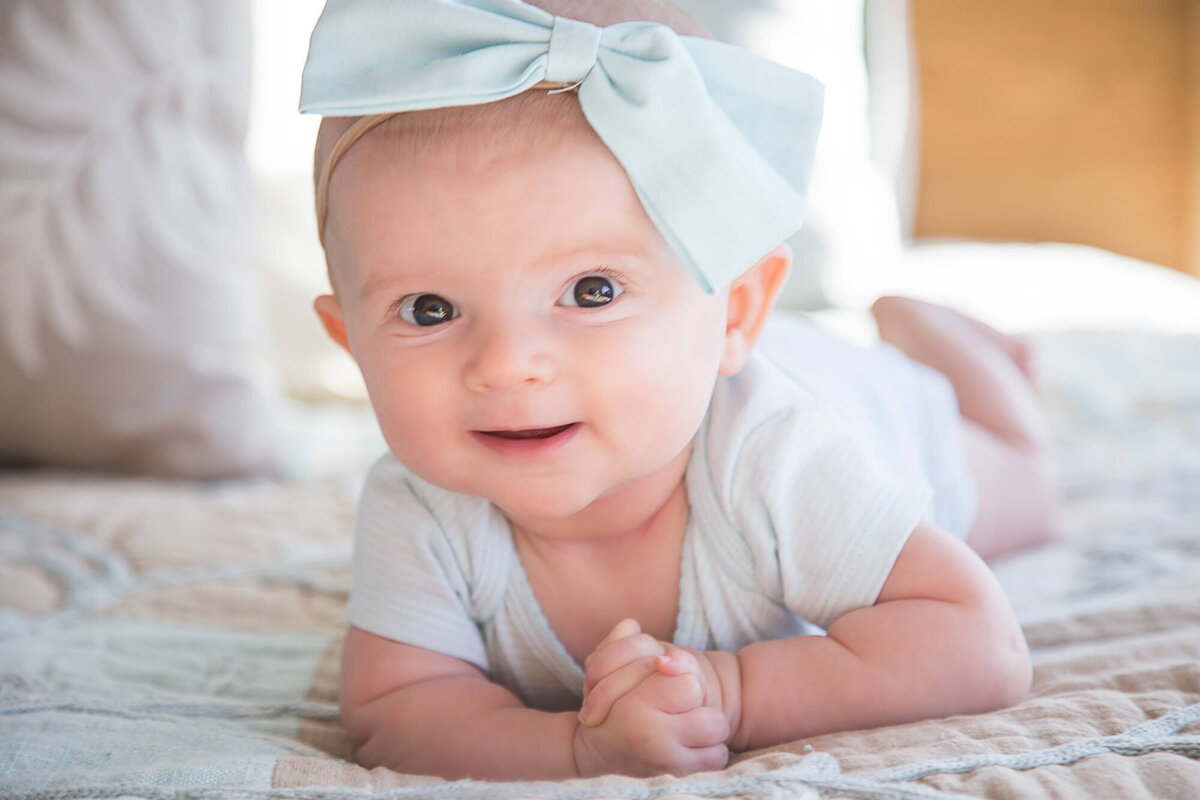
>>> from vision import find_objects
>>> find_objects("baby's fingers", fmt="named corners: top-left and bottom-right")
top-left (653, 646), bottom-right (703, 679)
top-left (583, 632), bottom-right (666, 695)
top-left (656, 707), bottom-right (732, 775)
top-left (585, 618), bottom-right (641, 668)
top-left (678, 745), bottom-right (730, 776)
top-left (675, 706), bottom-right (732, 750)
top-left (579, 658), bottom-right (660, 727)
top-left (644, 671), bottom-right (705, 715)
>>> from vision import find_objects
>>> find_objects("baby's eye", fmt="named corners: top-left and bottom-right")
top-left (396, 293), bottom-right (458, 327)
top-left (558, 275), bottom-right (624, 309)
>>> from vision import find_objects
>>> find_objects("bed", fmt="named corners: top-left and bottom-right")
top-left (3, 279), bottom-right (1200, 798)
top-left (3, 1), bottom-right (1200, 797)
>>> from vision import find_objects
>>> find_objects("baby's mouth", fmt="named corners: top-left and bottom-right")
top-left (478, 423), bottom-right (577, 441)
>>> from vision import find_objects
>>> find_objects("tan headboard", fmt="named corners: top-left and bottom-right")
top-left (909, 0), bottom-right (1199, 277)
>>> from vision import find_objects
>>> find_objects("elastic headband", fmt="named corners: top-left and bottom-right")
top-left (301, 0), bottom-right (824, 293)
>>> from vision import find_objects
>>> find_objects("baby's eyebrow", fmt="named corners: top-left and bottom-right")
top-left (358, 274), bottom-right (413, 306)
top-left (357, 277), bottom-right (390, 302)
top-left (538, 236), bottom-right (658, 264)
top-left (356, 261), bottom-right (441, 299)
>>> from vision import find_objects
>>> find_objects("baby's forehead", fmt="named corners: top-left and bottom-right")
top-left (318, 92), bottom-right (594, 180)
top-left (318, 93), bottom-right (642, 290)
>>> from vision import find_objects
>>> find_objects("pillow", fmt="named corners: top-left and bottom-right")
top-left (673, 0), bottom-right (904, 309)
top-left (0, 0), bottom-right (282, 478)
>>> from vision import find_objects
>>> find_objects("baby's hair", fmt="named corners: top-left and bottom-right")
top-left (313, 0), bottom-right (709, 286)
top-left (313, 93), bottom-right (592, 223)
top-left (524, 0), bottom-right (708, 34)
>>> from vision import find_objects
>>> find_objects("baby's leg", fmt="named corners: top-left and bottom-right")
top-left (871, 297), bottom-right (1059, 561)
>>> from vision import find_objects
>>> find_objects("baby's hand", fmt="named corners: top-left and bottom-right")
top-left (580, 618), bottom-right (665, 704)
top-left (580, 620), bottom-right (732, 731)
top-left (572, 620), bottom-right (731, 777)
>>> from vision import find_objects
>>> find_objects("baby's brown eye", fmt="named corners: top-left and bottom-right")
top-left (560, 275), bottom-right (623, 308)
top-left (397, 293), bottom-right (457, 327)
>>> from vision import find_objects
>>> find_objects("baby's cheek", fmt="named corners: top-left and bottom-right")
top-left (621, 351), bottom-right (716, 451)
top-left (641, 317), bottom-right (724, 396)
top-left (362, 376), bottom-right (438, 462)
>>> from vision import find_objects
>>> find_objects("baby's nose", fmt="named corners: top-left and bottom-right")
top-left (462, 323), bottom-right (556, 393)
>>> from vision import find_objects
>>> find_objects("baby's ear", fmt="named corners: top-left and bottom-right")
top-left (718, 244), bottom-right (791, 376)
top-left (314, 294), bottom-right (352, 353)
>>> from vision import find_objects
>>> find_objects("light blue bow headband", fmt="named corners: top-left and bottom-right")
top-left (300, 0), bottom-right (824, 293)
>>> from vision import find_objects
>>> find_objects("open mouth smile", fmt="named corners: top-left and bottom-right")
top-left (471, 423), bottom-right (580, 455)
top-left (479, 424), bottom-right (576, 441)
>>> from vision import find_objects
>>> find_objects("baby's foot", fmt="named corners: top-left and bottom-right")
top-left (948, 306), bottom-right (1036, 384)
top-left (872, 296), bottom-right (1035, 383)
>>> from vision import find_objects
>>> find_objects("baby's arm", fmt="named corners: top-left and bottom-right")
top-left (728, 521), bottom-right (1030, 749)
top-left (340, 625), bottom-right (728, 779)
top-left (339, 626), bottom-right (582, 780)
top-left (578, 523), bottom-right (1029, 754)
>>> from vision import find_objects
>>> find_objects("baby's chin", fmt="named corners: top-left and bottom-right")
top-left (400, 461), bottom-right (599, 523)
top-left (480, 483), bottom-right (602, 526)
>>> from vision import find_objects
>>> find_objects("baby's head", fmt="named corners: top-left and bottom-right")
top-left (310, 0), bottom-right (793, 523)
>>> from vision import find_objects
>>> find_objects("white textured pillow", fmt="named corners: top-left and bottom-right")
top-left (0, 0), bottom-right (281, 478)
top-left (673, 0), bottom-right (904, 309)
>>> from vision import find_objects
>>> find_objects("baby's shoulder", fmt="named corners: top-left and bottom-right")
top-left (359, 453), bottom-right (507, 549)
top-left (695, 353), bottom-right (850, 507)
top-left (704, 351), bottom-right (844, 457)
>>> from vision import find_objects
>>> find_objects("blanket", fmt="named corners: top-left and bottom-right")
top-left (2, 329), bottom-right (1198, 799)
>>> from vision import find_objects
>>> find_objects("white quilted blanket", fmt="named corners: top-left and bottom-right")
top-left (2, 328), bottom-right (1198, 799)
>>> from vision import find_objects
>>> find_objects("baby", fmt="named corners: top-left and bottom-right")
top-left (301, 0), bottom-right (1057, 781)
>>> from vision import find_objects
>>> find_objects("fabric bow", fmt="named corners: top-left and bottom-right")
top-left (300, 0), bottom-right (824, 293)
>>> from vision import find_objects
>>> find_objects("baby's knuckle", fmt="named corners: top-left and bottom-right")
top-left (651, 672), bottom-right (702, 711)
top-left (699, 745), bottom-right (730, 773)
top-left (583, 665), bottom-right (607, 690)
top-left (632, 730), bottom-right (672, 768)
top-left (587, 685), bottom-right (616, 717)
top-left (648, 747), bottom-right (686, 776)
top-left (632, 633), bottom-right (661, 654)
top-left (668, 646), bottom-right (699, 670)
top-left (697, 708), bottom-right (731, 743)
top-left (678, 673), bottom-right (704, 706)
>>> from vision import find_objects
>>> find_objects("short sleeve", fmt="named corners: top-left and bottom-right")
top-left (348, 454), bottom-right (505, 670)
top-left (730, 403), bottom-right (930, 630)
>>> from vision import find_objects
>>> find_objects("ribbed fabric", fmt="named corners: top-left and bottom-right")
top-left (348, 321), bottom-right (970, 710)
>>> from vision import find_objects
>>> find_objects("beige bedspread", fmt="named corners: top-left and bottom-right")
top-left (2, 329), bottom-right (1198, 799)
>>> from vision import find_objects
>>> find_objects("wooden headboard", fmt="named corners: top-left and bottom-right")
top-left (909, 0), bottom-right (1199, 277)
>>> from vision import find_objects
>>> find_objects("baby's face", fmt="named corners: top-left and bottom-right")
top-left (323, 124), bottom-right (732, 524)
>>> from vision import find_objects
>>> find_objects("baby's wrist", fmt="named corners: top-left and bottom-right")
top-left (571, 715), bottom-right (605, 778)
top-left (703, 650), bottom-right (746, 751)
